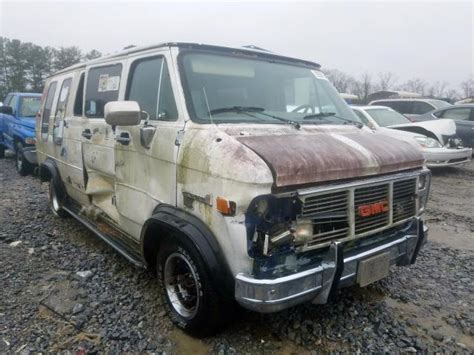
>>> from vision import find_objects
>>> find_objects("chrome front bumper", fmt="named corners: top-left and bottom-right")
top-left (235, 219), bottom-right (428, 313)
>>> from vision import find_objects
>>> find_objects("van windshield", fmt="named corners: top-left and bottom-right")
top-left (180, 52), bottom-right (360, 125)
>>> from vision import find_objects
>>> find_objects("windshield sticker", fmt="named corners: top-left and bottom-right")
top-left (311, 70), bottom-right (329, 81)
top-left (98, 75), bottom-right (120, 92)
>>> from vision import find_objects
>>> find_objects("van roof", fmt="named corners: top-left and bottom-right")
top-left (51, 42), bottom-right (321, 77)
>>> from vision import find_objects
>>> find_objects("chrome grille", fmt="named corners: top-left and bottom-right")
top-left (297, 175), bottom-right (420, 251)
top-left (301, 190), bottom-right (350, 245)
top-left (354, 184), bottom-right (390, 234)
top-left (393, 178), bottom-right (417, 222)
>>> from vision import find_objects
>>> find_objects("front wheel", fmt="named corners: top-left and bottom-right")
top-left (157, 236), bottom-right (226, 337)
top-left (15, 142), bottom-right (33, 176)
top-left (0, 145), bottom-right (5, 159)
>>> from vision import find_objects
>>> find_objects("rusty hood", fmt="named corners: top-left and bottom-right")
top-left (235, 128), bottom-right (424, 187)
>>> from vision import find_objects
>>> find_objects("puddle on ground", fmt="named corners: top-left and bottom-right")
top-left (169, 328), bottom-right (210, 355)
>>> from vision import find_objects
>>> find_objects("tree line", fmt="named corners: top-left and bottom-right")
top-left (1, 36), bottom-right (473, 104)
top-left (324, 69), bottom-right (474, 103)
top-left (0, 37), bottom-right (101, 99)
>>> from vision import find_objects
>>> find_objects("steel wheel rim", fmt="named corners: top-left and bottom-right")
top-left (51, 184), bottom-right (60, 212)
top-left (164, 252), bottom-right (199, 318)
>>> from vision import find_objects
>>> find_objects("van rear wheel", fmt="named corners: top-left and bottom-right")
top-left (15, 142), bottom-right (32, 176)
top-left (157, 235), bottom-right (224, 337)
top-left (0, 146), bottom-right (4, 159)
top-left (49, 179), bottom-right (68, 218)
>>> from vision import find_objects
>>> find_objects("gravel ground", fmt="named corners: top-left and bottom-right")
top-left (1, 157), bottom-right (473, 354)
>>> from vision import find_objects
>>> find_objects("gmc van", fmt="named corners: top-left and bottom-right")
top-left (36, 43), bottom-right (430, 336)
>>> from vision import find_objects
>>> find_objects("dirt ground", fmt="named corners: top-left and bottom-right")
top-left (0, 157), bottom-right (472, 353)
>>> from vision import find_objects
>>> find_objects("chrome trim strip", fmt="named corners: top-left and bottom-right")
top-left (297, 169), bottom-right (428, 197)
top-left (344, 235), bottom-right (416, 263)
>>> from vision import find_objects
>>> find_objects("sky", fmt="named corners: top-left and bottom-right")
top-left (0, 0), bottom-right (473, 89)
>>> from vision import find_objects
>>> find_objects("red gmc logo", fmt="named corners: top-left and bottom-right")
top-left (358, 200), bottom-right (389, 217)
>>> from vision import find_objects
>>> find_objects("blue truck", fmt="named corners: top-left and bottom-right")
top-left (0, 92), bottom-right (42, 175)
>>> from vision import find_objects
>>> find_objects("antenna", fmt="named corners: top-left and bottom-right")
top-left (202, 87), bottom-right (214, 124)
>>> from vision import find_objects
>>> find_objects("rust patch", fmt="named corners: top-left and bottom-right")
top-left (237, 131), bottom-right (424, 187)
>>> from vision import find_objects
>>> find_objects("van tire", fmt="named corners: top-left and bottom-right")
top-left (49, 179), bottom-right (69, 218)
top-left (157, 234), bottom-right (225, 337)
top-left (0, 146), bottom-right (4, 159)
top-left (15, 142), bottom-right (33, 176)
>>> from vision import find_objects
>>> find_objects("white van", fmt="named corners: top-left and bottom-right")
top-left (36, 42), bottom-right (430, 336)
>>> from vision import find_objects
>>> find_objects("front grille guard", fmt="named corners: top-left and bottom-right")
top-left (296, 169), bottom-right (430, 252)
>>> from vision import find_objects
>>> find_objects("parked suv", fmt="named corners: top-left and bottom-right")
top-left (36, 43), bottom-right (430, 336)
top-left (368, 98), bottom-right (451, 121)
top-left (0, 92), bottom-right (42, 174)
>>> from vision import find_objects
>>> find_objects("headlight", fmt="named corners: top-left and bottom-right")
top-left (417, 171), bottom-right (431, 213)
top-left (414, 136), bottom-right (442, 148)
top-left (25, 137), bottom-right (36, 145)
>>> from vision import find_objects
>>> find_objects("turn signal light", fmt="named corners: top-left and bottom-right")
top-left (216, 197), bottom-right (236, 216)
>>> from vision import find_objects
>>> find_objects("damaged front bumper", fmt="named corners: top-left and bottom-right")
top-left (235, 217), bottom-right (428, 313)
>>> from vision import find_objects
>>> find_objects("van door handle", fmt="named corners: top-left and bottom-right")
top-left (116, 132), bottom-right (131, 146)
top-left (81, 129), bottom-right (92, 139)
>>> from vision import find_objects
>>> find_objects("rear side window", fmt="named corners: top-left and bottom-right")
top-left (85, 64), bottom-right (122, 118)
top-left (412, 101), bottom-right (433, 114)
top-left (74, 73), bottom-right (85, 116)
top-left (41, 82), bottom-right (58, 141)
top-left (126, 57), bottom-right (178, 121)
top-left (440, 107), bottom-right (471, 120)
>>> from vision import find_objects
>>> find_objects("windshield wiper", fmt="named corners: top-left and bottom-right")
top-left (209, 106), bottom-right (301, 129)
top-left (209, 106), bottom-right (265, 115)
top-left (303, 112), bottom-right (363, 128)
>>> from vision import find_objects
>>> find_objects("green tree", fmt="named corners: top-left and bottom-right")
top-left (5, 39), bottom-right (28, 92)
top-left (53, 46), bottom-right (83, 71)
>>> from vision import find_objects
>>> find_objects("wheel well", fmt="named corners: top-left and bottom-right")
top-left (39, 163), bottom-right (53, 182)
top-left (142, 221), bottom-right (175, 270)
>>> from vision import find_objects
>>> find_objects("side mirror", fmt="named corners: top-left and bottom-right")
top-left (0, 106), bottom-right (13, 115)
top-left (104, 101), bottom-right (141, 126)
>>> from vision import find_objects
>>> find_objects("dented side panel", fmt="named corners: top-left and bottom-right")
top-left (176, 124), bottom-right (274, 274)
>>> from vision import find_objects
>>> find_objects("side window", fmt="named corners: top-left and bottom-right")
top-left (73, 73), bottom-right (85, 116)
top-left (53, 78), bottom-right (72, 143)
top-left (412, 101), bottom-right (433, 115)
top-left (41, 82), bottom-right (58, 141)
top-left (158, 63), bottom-right (179, 121)
top-left (9, 95), bottom-right (19, 115)
top-left (3, 94), bottom-right (12, 106)
top-left (440, 108), bottom-right (470, 120)
top-left (85, 64), bottom-right (122, 118)
top-left (354, 110), bottom-right (371, 126)
top-left (126, 57), bottom-right (178, 121)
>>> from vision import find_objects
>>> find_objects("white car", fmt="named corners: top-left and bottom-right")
top-left (352, 106), bottom-right (472, 168)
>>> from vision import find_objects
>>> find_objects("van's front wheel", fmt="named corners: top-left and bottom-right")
top-left (157, 235), bottom-right (224, 337)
